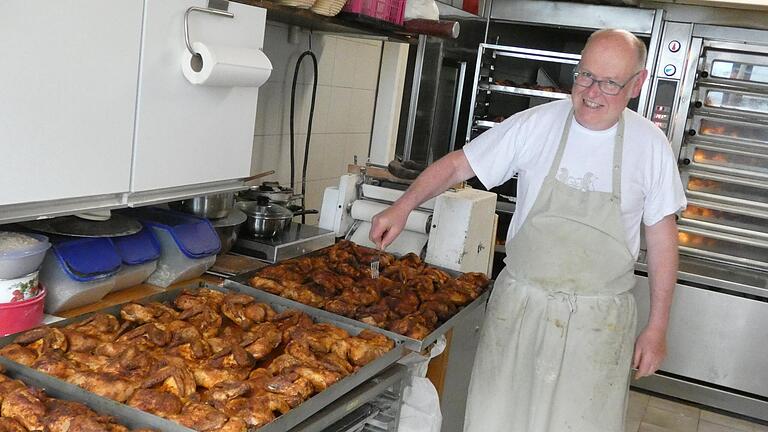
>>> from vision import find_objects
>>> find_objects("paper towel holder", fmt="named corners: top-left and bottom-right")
top-left (184, 5), bottom-right (235, 71)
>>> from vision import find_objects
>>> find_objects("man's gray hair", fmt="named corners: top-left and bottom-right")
top-left (587, 28), bottom-right (647, 70)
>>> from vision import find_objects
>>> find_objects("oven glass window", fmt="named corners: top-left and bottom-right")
top-left (681, 205), bottom-right (768, 235)
top-left (693, 146), bottom-right (768, 175)
top-left (711, 60), bottom-right (768, 84)
top-left (703, 89), bottom-right (768, 115)
top-left (699, 118), bottom-right (768, 142)
top-left (687, 174), bottom-right (768, 205)
top-left (678, 229), bottom-right (768, 266)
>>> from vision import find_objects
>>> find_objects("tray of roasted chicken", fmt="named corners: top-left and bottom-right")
top-left (226, 240), bottom-right (493, 352)
top-left (0, 359), bottom-right (168, 432)
top-left (0, 284), bottom-right (403, 432)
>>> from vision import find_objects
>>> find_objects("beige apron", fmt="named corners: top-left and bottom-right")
top-left (464, 111), bottom-right (637, 432)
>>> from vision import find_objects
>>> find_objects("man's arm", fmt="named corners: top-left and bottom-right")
top-left (369, 150), bottom-right (477, 248)
top-left (633, 214), bottom-right (678, 379)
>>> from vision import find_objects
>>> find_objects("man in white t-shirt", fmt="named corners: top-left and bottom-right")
top-left (370, 29), bottom-right (686, 431)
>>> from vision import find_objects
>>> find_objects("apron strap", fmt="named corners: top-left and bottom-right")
top-left (549, 109), bottom-right (626, 200)
top-left (547, 111), bottom-right (574, 179)
top-left (612, 113), bottom-right (625, 201)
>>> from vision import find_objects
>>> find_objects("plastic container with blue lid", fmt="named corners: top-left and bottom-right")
top-left (111, 228), bottom-right (161, 292)
top-left (129, 208), bottom-right (220, 287)
top-left (39, 237), bottom-right (121, 313)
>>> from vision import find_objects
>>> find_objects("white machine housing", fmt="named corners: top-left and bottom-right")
top-left (319, 174), bottom-right (497, 275)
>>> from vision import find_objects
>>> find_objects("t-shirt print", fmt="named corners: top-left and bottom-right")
top-left (557, 167), bottom-right (598, 192)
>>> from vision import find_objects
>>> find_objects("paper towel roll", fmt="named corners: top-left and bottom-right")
top-left (350, 200), bottom-right (432, 234)
top-left (182, 42), bottom-right (272, 87)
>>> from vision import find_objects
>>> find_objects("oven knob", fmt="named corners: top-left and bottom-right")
top-left (694, 101), bottom-right (702, 108)
top-left (668, 40), bottom-right (681, 52)
top-left (682, 158), bottom-right (691, 165)
top-left (700, 71), bottom-right (709, 78)
top-left (688, 129), bottom-right (696, 136)
top-left (663, 64), bottom-right (677, 76)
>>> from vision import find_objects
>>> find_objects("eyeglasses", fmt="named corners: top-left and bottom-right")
top-left (572, 69), bottom-right (643, 96)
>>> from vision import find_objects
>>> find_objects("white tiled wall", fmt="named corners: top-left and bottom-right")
top-left (251, 23), bottom-right (384, 225)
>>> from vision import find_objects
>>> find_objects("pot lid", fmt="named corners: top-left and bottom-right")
top-left (237, 201), bottom-right (293, 220)
top-left (21, 213), bottom-right (143, 238)
top-left (210, 208), bottom-right (247, 228)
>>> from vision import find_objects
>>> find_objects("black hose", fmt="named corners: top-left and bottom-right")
top-left (289, 50), bottom-right (319, 224)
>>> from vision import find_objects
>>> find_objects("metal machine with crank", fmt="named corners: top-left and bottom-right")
top-left (317, 168), bottom-right (497, 275)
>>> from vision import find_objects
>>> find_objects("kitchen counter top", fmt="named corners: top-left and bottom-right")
top-left (57, 274), bottom-right (224, 319)
top-left (57, 253), bottom-right (267, 319)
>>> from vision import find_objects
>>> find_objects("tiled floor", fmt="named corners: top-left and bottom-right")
top-left (626, 390), bottom-right (768, 432)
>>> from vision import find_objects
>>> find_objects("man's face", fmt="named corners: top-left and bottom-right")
top-left (572, 35), bottom-right (648, 131)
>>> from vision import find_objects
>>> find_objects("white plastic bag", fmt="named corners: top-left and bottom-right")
top-left (397, 335), bottom-right (447, 432)
top-left (399, 377), bottom-right (442, 432)
top-left (404, 0), bottom-right (439, 21)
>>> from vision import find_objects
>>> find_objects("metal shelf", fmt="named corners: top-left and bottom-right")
top-left (232, 0), bottom-right (460, 43)
top-left (466, 42), bottom-right (580, 144)
top-left (483, 43), bottom-right (581, 65)
top-left (239, 0), bottom-right (410, 42)
top-left (483, 84), bottom-right (570, 100)
top-left (475, 120), bottom-right (499, 129)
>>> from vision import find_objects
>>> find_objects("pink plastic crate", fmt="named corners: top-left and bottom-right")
top-left (342, 0), bottom-right (406, 25)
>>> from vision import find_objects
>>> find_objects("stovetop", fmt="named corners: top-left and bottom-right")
top-left (233, 222), bottom-right (336, 263)
top-left (238, 222), bottom-right (332, 245)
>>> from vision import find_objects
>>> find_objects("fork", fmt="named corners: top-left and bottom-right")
top-left (370, 247), bottom-right (381, 279)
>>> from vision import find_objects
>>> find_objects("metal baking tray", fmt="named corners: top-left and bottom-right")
top-left (290, 364), bottom-right (407, 432)
top-left (0, 284), bottom-right (404, 432)
top-left (0, 356), bottom-right (184, 431)
top-left (226, 260), bottom-right (493, 352)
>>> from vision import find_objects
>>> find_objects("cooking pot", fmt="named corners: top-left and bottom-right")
top-left (209, 208), bottom-right (247, 254)
top-left (169, 193), bottom-right (235, 219)
top-left (237, 198), bottom-right (295, 238)
top-left (238, 182), bottom-right (302, 207)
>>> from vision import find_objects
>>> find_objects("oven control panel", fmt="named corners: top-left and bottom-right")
top-left (651, 80), bottom-right (676, 134)
top-left (655, 22), bottom-right (692, 80)
top-left (648, 22), bottom-right (694, 139)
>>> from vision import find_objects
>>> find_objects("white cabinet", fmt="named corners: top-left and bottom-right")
top-left (130, 0), bottom-right (266, 194)
top-left (0, 0), bottom-right (268, 222)
top-left (0, 0), bottom-right (143, 209)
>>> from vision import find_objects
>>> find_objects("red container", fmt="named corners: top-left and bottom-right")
top-left (0, 286), bottom-right (45, 336)
top-left (463, 0), bottom-right (478, 15)
top-left (343, 0), bottom-right (406, 25)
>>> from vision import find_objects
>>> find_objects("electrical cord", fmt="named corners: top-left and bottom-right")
top-left (289, 40), bottom-right (318, 224)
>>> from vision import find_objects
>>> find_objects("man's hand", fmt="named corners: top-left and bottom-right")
top-left (635, 215), bottom-right (678, 380)
top-left (369, 205), bottom-right (410, 249)
top-left (367, 150), bottom-right (477, 249)
top-left (632, 325), bottom-right (667, 379)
